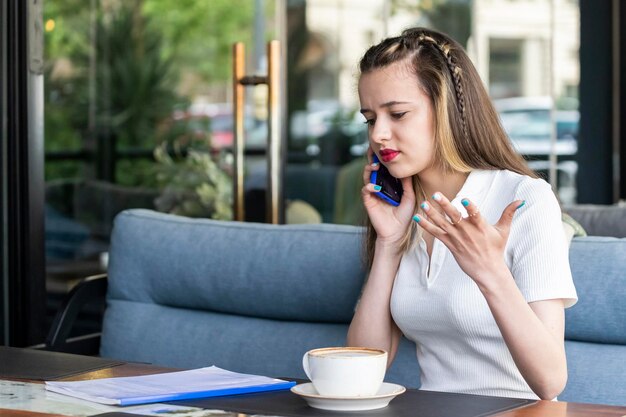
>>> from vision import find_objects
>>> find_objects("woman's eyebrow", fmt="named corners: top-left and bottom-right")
top-left (360, 101), bottom-right (411, 114)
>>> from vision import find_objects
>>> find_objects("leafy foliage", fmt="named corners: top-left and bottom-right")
top-left (44, 0), bottom-right (183, 183)
top-left (43, 0), bottom-right (262, 184)
top-left (94, 4), bottom-right (180, 148)
top-left (142, 0), bottom-right (267, 83)
top-left (153, 144), bottom-right (232, 220)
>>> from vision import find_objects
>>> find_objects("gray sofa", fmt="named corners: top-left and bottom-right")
top-left (564, 204), bottom-right (626, 237)
top-left (99, 209), bottom-right (626, 406)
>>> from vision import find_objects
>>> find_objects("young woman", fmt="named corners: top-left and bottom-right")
top-left (347, 27), bottom-right (577, 401)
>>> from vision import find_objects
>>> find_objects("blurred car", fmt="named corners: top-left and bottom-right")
top-left (494, 96), bottom-right (579, 157)
top-left (290, 99), bottom-right (346, 145)
top-left (494, 96), bottom-right (580, 204)
top-left (290, 100), bottom-right (368, 161)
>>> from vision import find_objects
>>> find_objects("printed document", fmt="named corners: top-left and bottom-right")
top-left (45, 366), bottom-right (295, 406)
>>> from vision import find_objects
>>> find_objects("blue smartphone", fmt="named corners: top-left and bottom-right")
top-left (370, 154), bottom-right (403, 206)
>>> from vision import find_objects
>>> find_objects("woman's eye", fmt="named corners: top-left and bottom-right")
top-left (391, 112), bottom-right (408, 119)
top-left (364, 119), bottom-right (375, 126)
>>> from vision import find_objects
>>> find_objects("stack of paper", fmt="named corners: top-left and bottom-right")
top-left (45, 366), bottom-right (295, 406)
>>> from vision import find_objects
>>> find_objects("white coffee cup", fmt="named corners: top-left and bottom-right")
top-left (302, 347), bottom-right (388, 397)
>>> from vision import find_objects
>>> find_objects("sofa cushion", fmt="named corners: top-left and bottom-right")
top-left (107, 209), bottom-right (366, 323)
top-left (561, 212), bottom-right (587, 242)
top-left (561, 340), bottom-right (626, 406)
top-left (565, 237), bottom-right (626, 344)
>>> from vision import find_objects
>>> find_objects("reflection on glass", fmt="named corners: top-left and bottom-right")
top-left (43, 0), bottom-right (273, 334)
top-left (41, 1), bottom-right (581, 327)
top-left (495, 96), bottom-right (579, 155)
top-left (473, 0), bottom-right (580, 203)
top-left (282, 0), bottom-right (580, 226)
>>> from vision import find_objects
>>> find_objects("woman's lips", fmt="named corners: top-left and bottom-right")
top-left (379, 150), bottom-right (400, 162)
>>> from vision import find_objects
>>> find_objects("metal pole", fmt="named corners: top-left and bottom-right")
top-left (266, 40), bottom-right (284, 224)
top-left (233, 43), bottom-right (246, 221)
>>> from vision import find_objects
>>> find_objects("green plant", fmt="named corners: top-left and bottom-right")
top-left (95, 3), bottom-right (180, 149)
top-left (44, 1), bottom-right (184, 185)
top-left (153, 143), bottom-right (232, 220)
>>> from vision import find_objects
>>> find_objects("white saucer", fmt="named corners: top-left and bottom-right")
top-left (290, 382), bottom-right (406, 411)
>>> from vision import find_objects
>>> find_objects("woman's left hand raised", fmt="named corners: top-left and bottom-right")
top-left (414, 192), bottom-right (525, 289)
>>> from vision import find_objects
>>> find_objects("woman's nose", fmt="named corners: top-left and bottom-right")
top-left (370, 121), bottom-right (391, 143)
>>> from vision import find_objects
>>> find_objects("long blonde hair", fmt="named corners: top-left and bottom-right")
top-left (360, 27), bottom-right (538, 267)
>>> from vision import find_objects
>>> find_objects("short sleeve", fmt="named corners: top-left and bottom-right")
top-left (507, 178), bottom-right (578, 308)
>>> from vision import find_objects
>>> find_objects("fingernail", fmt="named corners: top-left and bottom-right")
top-left (420, 202), bottom-right (429, 211)
top-left (371, 162), bottom-right (379, 167)
top-left (461, 198), bottom-right (470, 207)
top-left (373, 185), bottom-right (382, 191)
top-left (413, 215), bottom-right (421, 222)
top-left (516, 200), bottom-right (526, 210)
top-left (432, 193), bottom-right (442, 201)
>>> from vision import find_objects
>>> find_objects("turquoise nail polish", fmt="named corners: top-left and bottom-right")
top-left (516, 200), bottom-right (526, 209)
top-left (413, 215), bottom-right (421, 222)
top-left (420, 202), bottom-right (429, 210)
top-left (371, 162), bottom-right (379, 167)
top-left (461, 198), bottom-right (470, 207)
top-left (373, 185), bottom-right (382, 191)
top-left (432, 193), bottom-right (441, 201)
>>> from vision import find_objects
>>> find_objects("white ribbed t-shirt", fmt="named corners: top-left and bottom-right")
top-left (390, 169), bottom-right (578, 400)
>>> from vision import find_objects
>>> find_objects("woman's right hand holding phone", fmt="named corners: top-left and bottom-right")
top-left (362, 148), bottom-right (416, 247)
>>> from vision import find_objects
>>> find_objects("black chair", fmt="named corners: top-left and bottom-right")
top-left (34, 274), bottom-right (108, 355)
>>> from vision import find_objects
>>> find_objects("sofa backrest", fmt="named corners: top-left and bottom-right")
top-left (100, 209), bottom-right (421, 387)
top-left (105, 210), bottom-right (364, 323)
top-left (564, 204), bottom-right (626, 237)
top-left (560, 236), bottom-right (626, 406)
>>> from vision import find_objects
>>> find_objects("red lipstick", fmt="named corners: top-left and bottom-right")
top-left (379, 149), bottom-right (400, 162)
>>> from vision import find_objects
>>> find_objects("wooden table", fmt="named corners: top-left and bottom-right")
top-left (1, 362), bottom-right (625, 417)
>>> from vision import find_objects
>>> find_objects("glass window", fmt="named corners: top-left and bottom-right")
top-left (43, 0), bottom-right (275, 336)
top-left (284, 0), bottom-right (580, 221)
top-left (40, 0), bottom-right (581, 340)
top-left (473, 0), bottom-right (580, 203)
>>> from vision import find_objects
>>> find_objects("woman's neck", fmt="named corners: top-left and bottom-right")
top-left (419, 168), bottom-right (470, 202)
